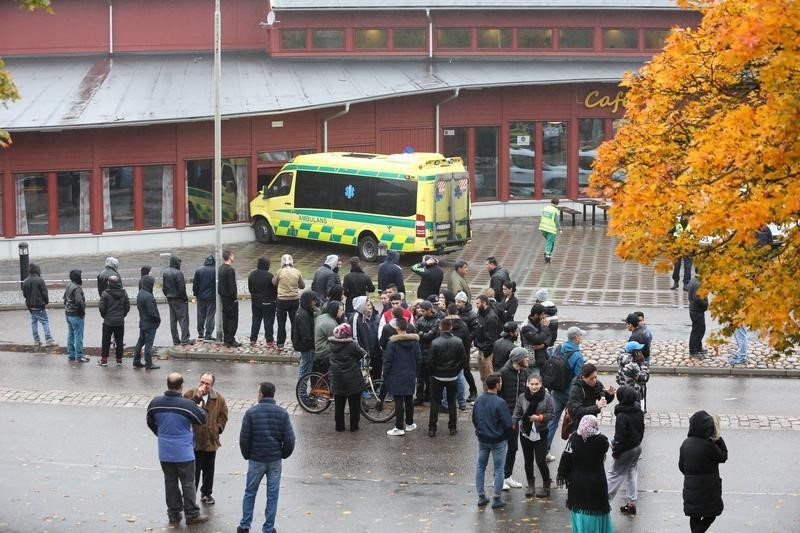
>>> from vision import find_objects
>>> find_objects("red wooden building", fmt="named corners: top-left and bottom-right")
top-left (0, 0), bottom-right (700, 258)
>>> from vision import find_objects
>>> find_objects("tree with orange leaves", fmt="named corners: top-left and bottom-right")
top-left (592, 0), bottom-right (800, 351)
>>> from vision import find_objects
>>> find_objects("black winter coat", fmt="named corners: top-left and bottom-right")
top-left (97, 263), bottom-right (121, 295)
top-left (520, 319), bottom-right (551, 370)
top-left (497, 295), bottom-right (518, 323)
top-left (292, 291), bottom-right (318, 352)
top-left (492, 334), bottom-right (516, 371)
top-left (679, 410), bottom-right (728, 518)
top-left (377, 250), bottom-right (405, 293)
top-left (449, 316), bottom-right (472, 367)
top-left (611, 387), bottom-right (644, 457)
top-left (162, 256), bottom-right (188, 301)
top-left (328, 337), bottom-right (367, 396)
top-left (498, 359), bottom-right (530, 414)
top-left (22, 264), bottom-right (49, 310)
top-left (218, 263), bottom-right (237, 299)
top-left (427, 332), bottom-right (464, 379)
top-left (137, 275), bottom-right (161, 330)
top-left (474, 306), bottom-right (501, 354)
top-left (63, 270), bottom-right (85, 318)
top-left (342, 267), bottom-right (375, 314)
top-left (489, 265), bottom-right (511, 301)
top-left (382, 333), bottom-right (421, 396)
top-left (248, 258), bottom-right (277, 303)
top-left (99, 279), bottom-right (130, 326)
top-left (413, 263), bottom-right (444, 300)
top-left (566, 433), bottom-right (611, 514)
top-left (628, 326), bottom-right (651, 361)
top-left (311, 265), bottom-right (340, 302)
top-left (415, 313), bottom-right (441, 355)
top-left (567, 377), bottom-right (615, 433)
top-left (687, 276), bottom-right (709, 313)
top-left (192, 255), bottom-right (216, 301)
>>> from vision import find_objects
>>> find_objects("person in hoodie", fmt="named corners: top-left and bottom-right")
top-left (377, 249), bottom-right (405, 294)
top-left (163, 255), bottom-right (192, 346)
top-left (311, 254), bottom-right (341, 305)
top-left (248, 257), bottom-right (277, 347)
top-left (411, 255), bottom-right (444, 300)
top-left (607, 385), bottom-right (645, 516)
top-left (679, 410), bottom-right (728, 533)
top-left (342, 257), bottom-right (375, 315)
top-left (63, 269), bottom-right (88, 362)
top-left (349, 296), bottom-right (372, 354)
top-left (293, 291), bottom-right (320, 404)
top-left (273, 254), bottom-right (305, 349)
top-left (328, 323), bottom-right (367, 432)
top-left (134, 275), bottom-right (161, 369)
top-left (535, 288), bottom-right (559, 344)
top-left (383, 317), bottom-right (421, 436)
top-left (98, 275), bottom-right (130, 366)
top-left (97, 256), bottom-right (122, 296)
top-left (22, 263), bottom-right (57, 348)
top-left (218, 250), bottom-right (241, 348)
top-left (314, 300), bottom-right (343, 373)
top-left (138, 265), bottom-right (152, 290)
top-left (192, 255), bottom-right (216, 341)
top-left (492, 321), bottom-right (519, 372)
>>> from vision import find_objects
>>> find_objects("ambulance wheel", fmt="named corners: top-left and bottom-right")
top-left (358, 234), bottom-right (379, 262)
top-left (253, 218), bottom-right (275, 244)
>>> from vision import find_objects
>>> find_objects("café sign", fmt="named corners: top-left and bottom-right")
top-left (583, 90), bottom-right (625, 114)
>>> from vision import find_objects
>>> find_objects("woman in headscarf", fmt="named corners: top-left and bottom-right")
top-left (557, 415), bottom-right (614, 533)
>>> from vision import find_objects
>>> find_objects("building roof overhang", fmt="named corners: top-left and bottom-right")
top-left (271, 0), bottom-right (683, 11)
top-left (0, 53), bottom-right (647, 132)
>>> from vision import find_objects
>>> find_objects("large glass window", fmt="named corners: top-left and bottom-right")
top-left (438, 28), bottom-right (471, 48)
top-left (475, 127), bottom-right (498, 199)
top-left (332, 174), bottom-right (371, 213)
top-left (312, 29), bottom-right (344, 49)
top-left (57, 171), bottom-right (90, 233)
top-left (644, 28), bottom-right (670, 49)
top-left (559, 28), bottom-right (593, 49)
top-left (0, 178), bottom-right (3, 235)
top-left (186, 160), bottom-right (213, 225)
top-left (578, 119), bottom-right (605, 196)
top-left (15, 173), bottom-right (48, 235)
top-left (295, 170), bottom-right (333, 210)
top-left (103, 166), bottom-right (134, 230)
top-left (281, 29), bottom-right (306, 50)
top-left (478, 28), bottom-right (512, 49)
top-left (542, 122), bottom-right (568, 198)
top-left (355, 29), bottom-right (387, 49)
top-left (508, 122), bottom-right (536, 198)
top-left (604, 28), bottom-right (638, 49)
top-left (143, 165), bottom-right (174, 228)
top-left (222, 158), bottom-right (249, 223)
top-left (393, 28), bottom-right (426, 49)
top-left (370, 179), bottom-right (417, 216)
top-left (519, 28), bottom-right (552, 49)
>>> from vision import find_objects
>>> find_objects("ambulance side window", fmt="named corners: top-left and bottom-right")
top-left (267, 172), bottom-right (293, 198)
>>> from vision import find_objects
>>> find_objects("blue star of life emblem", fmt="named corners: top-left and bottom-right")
top-left (345, 184), bottom-right (356, 199)
top-left (454, 187), bottom-right (463, 199)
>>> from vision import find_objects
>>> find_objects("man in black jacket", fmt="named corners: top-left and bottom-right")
top-left (248, 257), bottom-right (277, 347)
top-left (498, 347), bottom-right (531, 490)
top-left (342, 257), bottom-right (375, 314)
top-left (446, 304), bottom-right (479, 403)
top-left (414, 301), bottom-right (441, 406)
top-left (687, 271), bottom-right (709, 357)
top-left (63, 269), bottom-right (88, 362)
top-left (134, 275), bottom-right (161, 369)
top-left (377, 250), bottom-right (405, 294)
top-left (427, 318), bottom-right (465, 437)
top-left (520, 304), bottom-right (551, 372)
top-left (98, 275), bottom-right (130, 366)
top-left (192, 255), bottom-right (216, 341)
top-left (625, 313), bottom-right (651, 362)
top-left (485, 256), bottom-right (511, 302)
top-left (474, 294), bottom-right (501, 391)
top-left (218, 250), bottom-right (241, 347)
top-left (163, 255), bottom-right (192, 346)
top-left (492, 322), bottom-right (518, 371)
top-left (22, 263), bottom-right (57, 348)
top-left (411, 255), bottom-right (444, 300)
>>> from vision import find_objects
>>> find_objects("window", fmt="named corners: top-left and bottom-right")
top-left (370, 179), bottom-right (417, 217)
top-left (542, 122), bottom-right (568, 198)
top-left (186, 159), bottom-right (248, 225)
top-left (312, 29), bottom-right (344, 49)
top-left (559, 28), bottom-right (593, 49)
top-left (578, 119), bottom-right (605, 195)
top-left (644, 28), bottom-right (670, 49)
top-left (15, 173), bottom-right (48, 235)
top-left (222, 158), bottom-right (249, 223)
top-left (57, 171), bottom-right (90, 233)
top-left (281, 29), bottom-right (306, 50)
top-left (475, 127), bottom-right (498, 199)
top-left (295, 170), bottom-right (333, 210)
top-left (103, 166), bottom-right (134, 230)
top-left (332, 174), bottom-right (371, 213)
top-left (355, 29), bottom-right (387, 49)
top-left (0, 177), bottom-right (3, 234)
top-left (142, 165), bottom-right (174, 228)
top-left (604, 28), bottom-right (638, 49)
top-left (438, 28), bottom-right (471, 48)
top-left (508, 122), bottom-right (536, 198)
top-left (266, 172), bottom-right (294, 199)
top-left (478, 29), bottom-right (512, 49)
top-left (519, 28), bottom-right (552, 49)
top-left (393, 28), bottom-right (425, 49)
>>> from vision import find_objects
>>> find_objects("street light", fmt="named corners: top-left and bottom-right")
top-left (213, 0), bottom-right (223, 341)
top-left (18, 242), bottom-right (29, 291)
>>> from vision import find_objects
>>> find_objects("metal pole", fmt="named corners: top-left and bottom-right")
top-left (213, 0), bottom-right (223, 341)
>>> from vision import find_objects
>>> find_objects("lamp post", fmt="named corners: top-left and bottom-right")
top-left (213, 0), bottom-right (223, 341)
top-left (18, 242), bottom-right (29, 291)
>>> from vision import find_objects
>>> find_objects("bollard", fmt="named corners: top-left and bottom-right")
top-left (376, 242), bottom-right (388, 265)
top-left (18, 242), bottom-right (29, 291)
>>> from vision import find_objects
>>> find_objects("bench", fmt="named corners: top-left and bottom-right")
top-left (556, 205), bottom-right (581, 226)
top-left (597, 203), bottom-right (611, 222)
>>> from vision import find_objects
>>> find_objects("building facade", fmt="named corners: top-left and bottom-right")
top-left (0, 0), bottom-right (700, 258)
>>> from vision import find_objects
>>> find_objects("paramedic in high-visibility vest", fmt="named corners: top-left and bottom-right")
top-left (538, 199), bottom-right (562, 263)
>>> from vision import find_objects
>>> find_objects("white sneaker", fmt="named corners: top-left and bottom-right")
top-left (404, 423), bottom-right (417, 432)
top-left (386, 428), bottom-right (405, 436)
top-left (504, 477), bottom-right (523, 489)
top-left (546, 454), bottom-right (556, 463)
top-left (502, 480), bottom-right (510, 491)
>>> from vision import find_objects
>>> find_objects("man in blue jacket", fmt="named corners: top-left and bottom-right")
top-left (238, 382), bottom-right (296, 533)
top-left (146, 373), bottom-right (208, 526)
top-left (472, 372), bottom-right (512, 510)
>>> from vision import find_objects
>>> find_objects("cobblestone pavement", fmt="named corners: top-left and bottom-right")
top-left (1, 387), bottom-right (797, 432)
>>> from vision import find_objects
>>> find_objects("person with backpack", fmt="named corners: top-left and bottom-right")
top-left (545, 326), bottom-right (586, 461)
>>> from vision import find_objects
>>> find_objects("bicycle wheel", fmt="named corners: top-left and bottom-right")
top-left (296, 372), bottom-right (333, 414)
top-left (360, 378), bottom-right (396, 423)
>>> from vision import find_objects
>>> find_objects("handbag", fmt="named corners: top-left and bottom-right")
top-left (560, 410), bottom-right (572, 441)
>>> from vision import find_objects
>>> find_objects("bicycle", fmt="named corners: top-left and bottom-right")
top-left (296, 355), bottom-right (395, 423)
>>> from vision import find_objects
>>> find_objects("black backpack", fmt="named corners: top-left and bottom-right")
top-left (541, 344), bottom-right (575, 391)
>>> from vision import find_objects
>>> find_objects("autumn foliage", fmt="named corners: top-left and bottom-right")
top-left (592, 0), bottom-right (800, 351)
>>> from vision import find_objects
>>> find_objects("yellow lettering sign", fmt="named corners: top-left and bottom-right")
top-left (583, 90), bottom-right (625, 114)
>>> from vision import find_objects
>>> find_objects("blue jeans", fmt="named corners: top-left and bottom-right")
top-left (29, 309), bottom-right (53, 343)
top-left (547, 389), bottom-right (570, 451)
top-left (240, 459), bottom-right (282, 533)
top-left (441, 371), bottom-right (466, 409)
top-left (298, 351), bottom-right (315, 400)
top-left (476, 439), bottom-right (508, 498)
top-left (134, 328), bottom-right (157, 366)
top-left (733, 327), bottom-right (748, 359)
top-left (65, 315), bottom-right (84, 359)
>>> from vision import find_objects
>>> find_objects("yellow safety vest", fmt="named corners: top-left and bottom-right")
top-left (539, 205), bottom-right (559, 234)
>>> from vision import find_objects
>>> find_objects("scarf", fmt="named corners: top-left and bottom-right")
top-left (576, 414), bottom-right (600, 441)
top-left (521, 387), bottom-right (546, 435)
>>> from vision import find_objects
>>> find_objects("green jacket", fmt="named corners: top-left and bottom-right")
top-left (314, 312), bottom-right (338, 362)
top-left (447, 269), bottom-right (471, 300)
